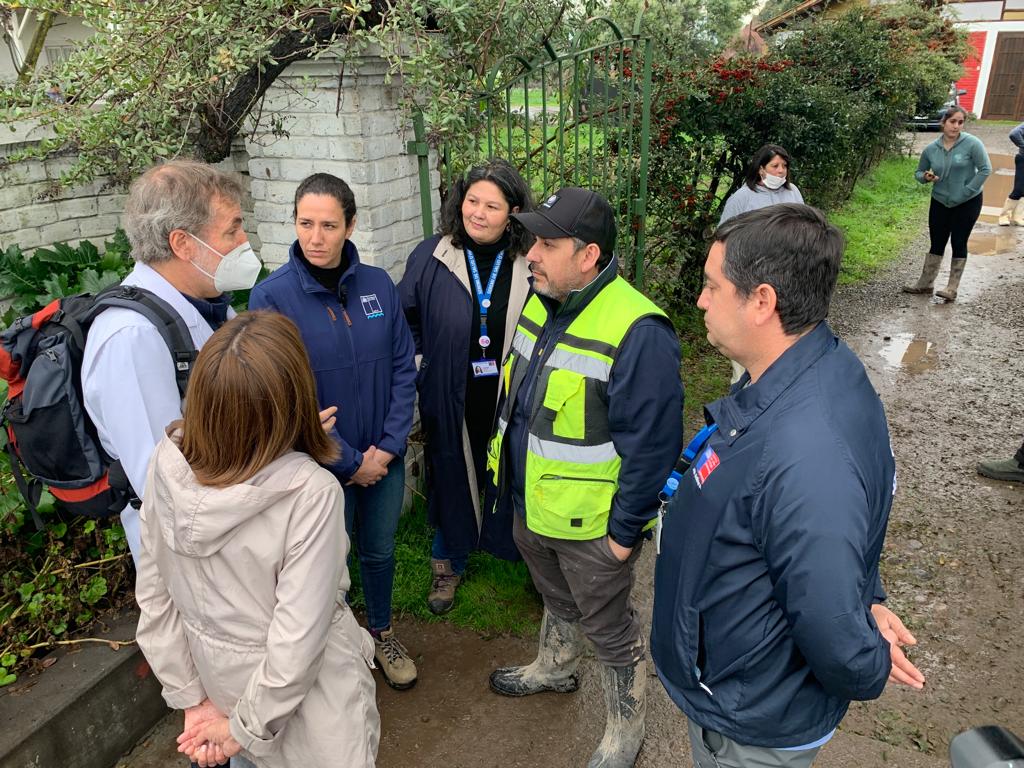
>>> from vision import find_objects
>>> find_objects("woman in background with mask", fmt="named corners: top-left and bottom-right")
top-left (719, 144), bottom-right (804, 224)
top-left (249, 173), bottom-right (418, 693)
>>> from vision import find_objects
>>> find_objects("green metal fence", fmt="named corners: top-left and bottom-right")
top-left (409, 15), bottom-right (653, 285)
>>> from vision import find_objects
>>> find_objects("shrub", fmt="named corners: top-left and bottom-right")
top-left (0, 233), bottom-right (137, 684)
top-left (640, 1), bottom-right (966, 320)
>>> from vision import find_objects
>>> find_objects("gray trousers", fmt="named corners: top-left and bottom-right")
top-left (512, 512), bottom-right (644, 666)
top-left (688, 719), bottom-right (822, 768)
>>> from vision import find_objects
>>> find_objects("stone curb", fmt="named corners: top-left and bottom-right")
top-left (0, 608), bottom-right (168, 768)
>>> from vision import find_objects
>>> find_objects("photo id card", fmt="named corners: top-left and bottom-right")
top-left (471, 359), bottom-right (499, 378)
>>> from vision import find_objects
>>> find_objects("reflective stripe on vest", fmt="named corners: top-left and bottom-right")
top-left (487, 275), bottom-right (668, 540)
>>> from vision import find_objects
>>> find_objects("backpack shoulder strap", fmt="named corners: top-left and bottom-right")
top-left (89, 285), bottom-right (198, 398)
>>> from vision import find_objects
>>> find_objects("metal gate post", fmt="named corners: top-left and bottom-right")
top-left (634, 29), bottom-right (654, 288)
top-left (407, 110), bottom-right (434, 240)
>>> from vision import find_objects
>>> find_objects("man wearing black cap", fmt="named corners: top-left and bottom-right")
top-left (485, 187), bottom-right (683, 768)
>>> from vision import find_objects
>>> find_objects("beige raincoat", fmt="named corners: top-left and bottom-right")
top-left (135, 431), bottom-right (379, 767)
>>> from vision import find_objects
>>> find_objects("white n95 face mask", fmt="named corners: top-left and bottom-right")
top-left (187, 233), bottom-right (262, 292)
top-left (762, 173), bottom-right (787, 190)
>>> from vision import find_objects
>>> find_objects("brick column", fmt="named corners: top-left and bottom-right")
top-left (245, 51), bottom-right (441, 281)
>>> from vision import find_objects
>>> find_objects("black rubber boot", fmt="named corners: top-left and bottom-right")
top-left (489, 610), bottom-right (583, 696)
top-left (587, 659), bottom-right (647, 768)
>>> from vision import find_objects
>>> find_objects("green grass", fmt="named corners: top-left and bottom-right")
top-left (831, 155), bottom-right (932, 284)
top-left (505, 89), bottom-right (561, 110)
top-left (974, 118), bottom-right (1021, 127)
top-left (348, 488), bottom-right (543, 636)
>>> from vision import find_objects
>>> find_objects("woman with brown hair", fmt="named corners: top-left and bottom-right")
top-left (135, 311), bottom-right (379, 768)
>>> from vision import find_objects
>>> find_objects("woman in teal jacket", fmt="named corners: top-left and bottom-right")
top-left (903, 106), bottom-right (991, 301)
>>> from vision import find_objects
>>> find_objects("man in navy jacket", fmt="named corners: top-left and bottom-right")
top-left (651, 204), bottom-right (925, 767)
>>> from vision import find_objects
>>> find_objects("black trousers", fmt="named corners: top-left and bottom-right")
top-left (928, 193), bottom-right (983, 260)
top-left (1015, 438), bottom-right (1024, 467)
top-left (1011, 154), bottom-right (1024, 200)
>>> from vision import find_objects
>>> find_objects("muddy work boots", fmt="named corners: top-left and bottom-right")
top-left (489, 610), bottom-right (584, 696)
top-left (977, 456), bottom-right (1024, 484)
top-left (587, 659), bottom-right (647, 768)
top-left (902, 253), bottom-right (943, 294)
top-left (935, 257), bottom-right (966, 301)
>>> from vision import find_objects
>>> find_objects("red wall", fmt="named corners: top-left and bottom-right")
top-left (957, 31), bottom-right (987, 113)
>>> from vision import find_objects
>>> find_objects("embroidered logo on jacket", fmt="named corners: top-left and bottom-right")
top-left (361, 294), bottom-right (383, 319)
top-left (692, 446), bottom-right (720, 489)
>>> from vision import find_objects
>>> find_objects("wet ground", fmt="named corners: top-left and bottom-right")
top-left (119, 131), bottom-right (1022, 767)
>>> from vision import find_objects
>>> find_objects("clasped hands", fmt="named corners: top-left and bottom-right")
top-left (318, 406), bottom-right (394, 488)
top-left (177, 699), bottom-right (240, 767)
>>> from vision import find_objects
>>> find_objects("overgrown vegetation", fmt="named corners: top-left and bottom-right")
top-left (640, 1), bottom-right (966, 318)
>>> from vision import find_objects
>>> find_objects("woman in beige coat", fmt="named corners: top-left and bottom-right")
top-left (135, 311), bottom-right (379, 768)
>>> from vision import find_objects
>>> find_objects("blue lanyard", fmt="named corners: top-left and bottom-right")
top-left (660, 424), bottom-right (719, 500)
top-left (466, 248), bottom-right (504, 353)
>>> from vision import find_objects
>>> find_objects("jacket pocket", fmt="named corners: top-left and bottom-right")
top-left (542, 369), bottom-right (586, 440)
top-left (534, 474), bottom-right (615, 539)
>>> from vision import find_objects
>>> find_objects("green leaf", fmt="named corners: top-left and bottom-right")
top-left (80, 575), bottom-right (107, 606)
top-left (0, 653), bottom-right (15, 667)
top-left (0, 671), bottom-right (16, 687)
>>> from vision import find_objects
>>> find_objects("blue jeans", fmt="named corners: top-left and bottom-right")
top-left (431, 529), bottom-right (469, 575)
top-left (343, 460), bottom-right (405, 632)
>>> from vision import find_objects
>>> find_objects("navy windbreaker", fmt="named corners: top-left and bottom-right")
top-left (651, 322), bottom-right (894, 748)
top-left (249, 240), bottom-right (416, 482)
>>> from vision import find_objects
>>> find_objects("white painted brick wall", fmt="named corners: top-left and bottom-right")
top-left (1, 50), bottom-right (440, 285)
top-left (246, 52), bottom-right (441, 277)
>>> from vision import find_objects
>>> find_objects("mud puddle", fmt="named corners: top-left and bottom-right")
top-left (967, 231), bottom-right (1017, 255)
top-left (878, 333), bottom-right (938, 373)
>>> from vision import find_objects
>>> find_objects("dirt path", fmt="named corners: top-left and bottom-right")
top-left (120, 135), bottom-right (1023, 767)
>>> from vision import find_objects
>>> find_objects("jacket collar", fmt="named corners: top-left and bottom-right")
top-left (533, 255), bottom-right (619, 321)
top-left (705, 321), bottom-right (837, 445)
top-left (931, 131), bottom-right (970, 152)
top-left (289, 239), bottom-right (361, 295)
top-left (123, 262), bottom-right (207, 332)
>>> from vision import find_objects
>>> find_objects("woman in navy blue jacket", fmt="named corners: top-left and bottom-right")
top-left (249, 174), bottom-right (418, 692)
top-left (399, 159), bottom-right (533, 615)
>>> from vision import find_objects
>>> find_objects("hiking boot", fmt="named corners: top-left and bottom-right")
top-left (977, 457), bottom-right (1024, 484)
top-left (373, 627), bottom-right (418, 690)
top-left (935, 257), bottom-right (966, 301)
top-left (998, 196), bottom-right (1016, 226)
top-left (490, 610), bottom-right (583, 696)
top-left (587, 659), bottom-right (647, 768)
top-left (902, 253), bottom-right (942, 294)
top-left (428, 558), bottom-right (461, 615)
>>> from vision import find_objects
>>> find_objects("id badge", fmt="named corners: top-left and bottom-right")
top-left (472, 359), bottom-right (499, 378)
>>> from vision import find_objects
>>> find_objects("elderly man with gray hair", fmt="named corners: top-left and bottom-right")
top-left (82, 159), bottom-right (261, 565)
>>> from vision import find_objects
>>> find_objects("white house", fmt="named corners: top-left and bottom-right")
top-left (1, 9), bottom-right (93, 82)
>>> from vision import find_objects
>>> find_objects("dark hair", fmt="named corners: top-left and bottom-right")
top-left (439, 158), bottom-right (534, 256)
top-left (181, 312), bottom-right (340, 487)
top-left (940, 106), bottom-right (968, 124)
top-left (712, 203), bottom-right (844, 335)
top-left (744, 144), bottom-right (793, 192)
top-left (293, 173), bottom-right (357, 226)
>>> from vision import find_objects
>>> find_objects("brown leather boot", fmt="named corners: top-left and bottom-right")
top-left (427, 558), bottom-right (461, 615)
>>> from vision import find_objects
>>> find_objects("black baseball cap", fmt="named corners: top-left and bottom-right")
top-left (511, 187), bottom-right (617, 255)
